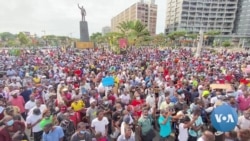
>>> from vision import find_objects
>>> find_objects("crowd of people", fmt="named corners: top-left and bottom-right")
top-left (0, 47), bottom-right (249, 141)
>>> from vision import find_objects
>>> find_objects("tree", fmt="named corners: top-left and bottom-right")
top-left (116, 20), bottom-right (150, 46)
top-left (152, 33), bottom-right (166, 46)
top-left (205, 30), bottom-right (220, 36)
top-left (17, 32), bottom-right (30, 46)
top-left (222, 40), bottom-right (231, 47)
top-left (167, 31), bottom-right (187, 47)
top-left (132, 20), bottom-right (150, 46)
top-left (186, 33), bottom-right (198, 47)
top-left (7, 39), bottom-right (19, 47)
top-left (204, 30), bottom-right (220, 46)
top-left (0, 32), bottom-right (16, 41)
top-left (90, 32), bottom-right (102, 42)
top-left (117, 21), bottom-right (134, 38)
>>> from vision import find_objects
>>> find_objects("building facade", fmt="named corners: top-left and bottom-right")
top-left (102, 26), bottom-right (111, 35)
top-left (234, 0), bottom-right (250, 35)
top-left (111, 0), bottom-right (157, 35)
top-left (165, 0), bottom-right (238, 35)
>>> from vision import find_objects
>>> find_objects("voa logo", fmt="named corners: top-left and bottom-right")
top-left (214, 114), bottom-right (235, 123)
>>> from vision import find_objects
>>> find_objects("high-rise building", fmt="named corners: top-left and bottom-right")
top-left (111, 0), bottom-right (157, 35)
top-left (234, 0), bottom-right (250, 35)
top-left (165, 0), bottom-right (238, 35)
top-left (102, 26), bottom-right (111, 35)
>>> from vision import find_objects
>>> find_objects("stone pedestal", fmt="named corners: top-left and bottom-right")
top-left (80, 21), bottom-right (89, 42)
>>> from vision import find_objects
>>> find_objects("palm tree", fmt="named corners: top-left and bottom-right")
top-left (117, 21), bottom-right (134, 38)
top-left (117, 20), bottom-right (150, 47)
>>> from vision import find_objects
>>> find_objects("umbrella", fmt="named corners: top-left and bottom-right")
top-left (102, 77), bottom-right (115, 87)
top-left (210, 104), bottom-right (238, 132)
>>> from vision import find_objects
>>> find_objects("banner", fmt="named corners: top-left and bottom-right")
top-left (75, 42), bottom-right (94, 49)
top-left (119, 38), bottom-right (128, 48)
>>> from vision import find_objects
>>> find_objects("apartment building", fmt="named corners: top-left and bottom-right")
top-left (111, 0), bottom-right (157, 35)
top-left (234, 0), bottom-right (250, 35)
top-left (165, 0), bottom-right (238, 35)
top-left (102, 26), bottom-right (111, 35)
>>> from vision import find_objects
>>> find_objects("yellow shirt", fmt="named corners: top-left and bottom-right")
top-left (71, 100), bottom-right (85, 112)
top-left (33, 77), bottom-right (41, 84)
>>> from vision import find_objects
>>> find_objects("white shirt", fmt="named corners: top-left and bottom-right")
top-left (25, 100), bottom-right (36, 111)
top-left (165, 86), bottom-right (175, 97)
top-left (120, 122), bottom-right (135, 136)
top-left (91, 117), bottom-right (109, 136)
top-left (120, 94), bottom-right (130, 105)
top-left (197, 137), bottom-right (205, 141)
top-left (236, 115), bottom-right (250, 131)
top-left (210, 96), bottom-right (218, 105)
top-left (26, 114), bottom-right (43, 132)
top-left (158, 94), bottom-right (165, 110)
top-left (146, 94), bottom-right (155, 108)
top-left (178, 123), bottom-right (188, 141)
top-left (9, 82), bottom-right (22, 88)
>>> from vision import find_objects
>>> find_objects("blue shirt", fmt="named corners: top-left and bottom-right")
top-left (158, 115), bottom-right (172, 137)
top-left (42, 126), bottom-right (64, 141)
top-left (188, 115), bottom-right (203, 137)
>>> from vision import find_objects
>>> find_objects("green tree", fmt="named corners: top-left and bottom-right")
top-left (17, 32), bottom-right (30, 46)
top-left (167, 31), bottom-right (186, 47)
top-left (116, 20), bottom-right (150, 46)
top-left (90, 32), bottom-right (102, 42)
top-left (117, 21), bottom-right (134, 38)
top-left (7, 39), bottom-right (19, 47)
top-left (222, 40), bottom-right (231, 47)
top-left (0, 32), bottom-right (16, 41)
top-left (204, 30), bottom-right (220, 46)
top-left (152, 33), bottom-right (166, 46)
top-left (186, 33), bottom-right (198, 47)
top-left (205, 30), bottom-right (220, 36)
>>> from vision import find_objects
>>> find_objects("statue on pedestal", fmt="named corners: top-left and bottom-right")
top-left (78, 4), bottom-right (86, 21)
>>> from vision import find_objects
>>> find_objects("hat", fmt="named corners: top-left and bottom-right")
top-left (10, 90), bottom-right (20, 95)
top-left (202, 90), bottom-right (210, 97)
top-left (62, 87), bottom-right (68, 92)
top-left (89, 98), bottom-right (96, 104)
top-left (49, 93), bottom-right (57, 97)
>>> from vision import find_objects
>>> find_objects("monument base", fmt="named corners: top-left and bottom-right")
top-left (80, 21), bottom-right (89, 42)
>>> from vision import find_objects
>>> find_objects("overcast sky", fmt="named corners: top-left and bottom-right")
top-left (0, 0), bottom-right (166, 38)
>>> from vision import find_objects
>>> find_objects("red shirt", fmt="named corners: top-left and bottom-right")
top-left (225, 75), bottom-right (233, 82)
top-left (64, 67), bottom-right (70, 74)
top-left (70, 113), bottom-right (79, 127)
top-left (163, 68), bottom-right (169, 77)
top-left (108, 95), bottom-right (116, 105)
top-left (74, 69), bottom-right (82, 77)
top-left (240, 78), bottom-right (250, 85)
top-left (0, 120), bottom-right (26, 141)
top-left (0, 127), bottom-right (11, 141)
top-left (131, 99), bottom-right (144, 116)
top-left (218, 79), bottom-right (225, 84)
top-left (10, 96), bottom-right (25, 113)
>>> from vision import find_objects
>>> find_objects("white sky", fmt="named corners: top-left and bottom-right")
top-left (0, 0), bottom-right (166, 38)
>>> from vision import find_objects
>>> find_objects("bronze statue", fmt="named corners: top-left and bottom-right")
top-left (78, 4), bottom-right (86, 21)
